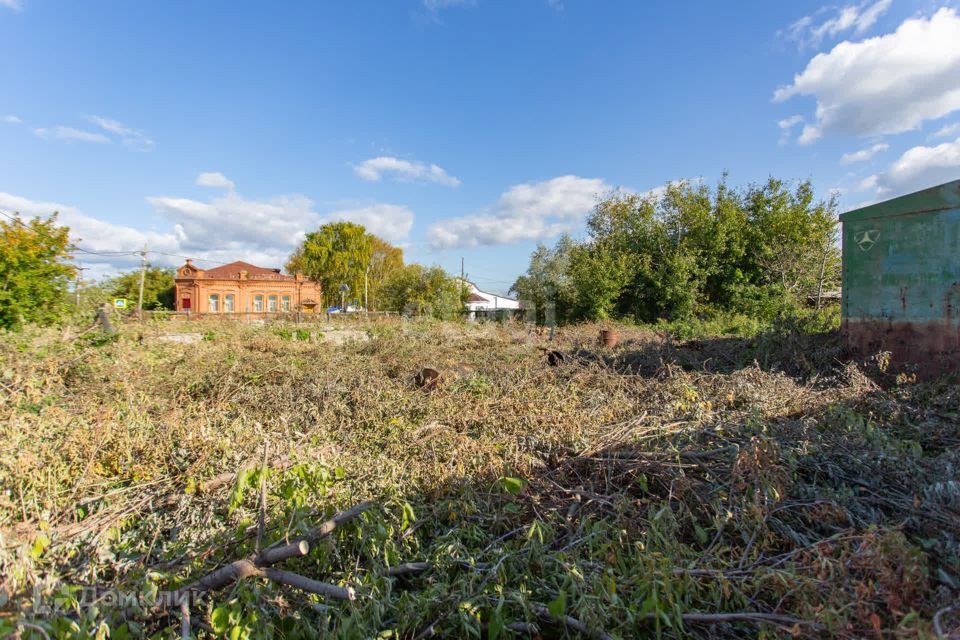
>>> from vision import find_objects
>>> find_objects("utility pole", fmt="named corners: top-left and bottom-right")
top-left (137, 243), bottom-right (147, 319)
top-left (461, 256), bottom-right (464, 281)
top-left (364, 265), bottom-right (370, 316)
top-left (74, 267), bottom-right (88, 308)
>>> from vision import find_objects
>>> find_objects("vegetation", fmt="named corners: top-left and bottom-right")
top-left (1, 178), bottom-right (955, 639)
top-left (512, 177), bottom-right (840, 325)
top-left (1, 318), bottom-right (957, 638)
top-left (105, 265), bottom-right (176, 310)
top-left (379, 263), bottom-right (468, 320)
top-left (0, 213), bottom-right (75, 331)
top-left (288, 221), bottom-right (372, 308)
top-left (367, 237), bottom-right (405, 312)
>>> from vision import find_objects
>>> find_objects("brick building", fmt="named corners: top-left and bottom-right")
top-left (174, 259), bottom-right (323, 315)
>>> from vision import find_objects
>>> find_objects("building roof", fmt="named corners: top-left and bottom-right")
top-left (840, 179), bottom-right (960, 223)
top-left (190, 260), bottom-right (295, 281)
top-left (466, 292), bottom-right (489, 303)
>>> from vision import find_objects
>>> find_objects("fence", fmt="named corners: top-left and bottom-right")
top-left (120, 310), bottom-right (399, 324)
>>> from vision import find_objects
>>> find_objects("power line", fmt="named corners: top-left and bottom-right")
top-left (147, 250), bottom-right (230, 266)
top-left (71, 246), bottom-right (141, 257)
top-left (0, 209), bottom-right (26, 225)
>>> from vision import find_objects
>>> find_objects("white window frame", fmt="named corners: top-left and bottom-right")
top-left (281, 295), bottom-right (291, 312)
top-left (253, 295), bottom-right (264, 312)
top-left (224, 294), bottom-right (235, 313)
top-left (208, 294), bottom-right (219, 313)
top-left (268, 295), bottom-right (278, 312)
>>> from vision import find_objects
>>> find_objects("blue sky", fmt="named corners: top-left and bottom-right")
top-left (2, 0), bottom-right (960, 292)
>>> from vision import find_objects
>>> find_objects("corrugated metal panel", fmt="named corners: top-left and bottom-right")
top-left (840, 179), bottom-right (960, 376)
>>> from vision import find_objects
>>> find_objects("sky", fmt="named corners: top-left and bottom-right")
top-left (3, 0), bottom-right (960, 293)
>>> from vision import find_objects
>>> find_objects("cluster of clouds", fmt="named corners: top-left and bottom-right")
top-left (3, 104), bottom-right (615, 272)
top-left (5, 113), bottom-right (154, 151)
top-left (779, 0), bottom-right (891, 49)
top-left (353, 156), bottom-right (461, 187)
top-left (775, 5), bottom-right (960, 202)
top-left (0, 172), bottom-right (415, 280)
top-left (427, 175), bottom-right (612, 249)
top-left (11, 1), bottom-right (960, 274)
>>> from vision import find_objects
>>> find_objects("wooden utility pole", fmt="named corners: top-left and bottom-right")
top-left (74, 266), bottom-right (88, 308)
top-left (137, 244), bottom-right (147, 318)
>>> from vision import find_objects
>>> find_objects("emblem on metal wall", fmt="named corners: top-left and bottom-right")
top-left (855, 229), bottom-right (880, 251)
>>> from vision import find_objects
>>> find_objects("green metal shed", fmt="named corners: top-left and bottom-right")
top-left (840, 179), bottom-right (960, 376)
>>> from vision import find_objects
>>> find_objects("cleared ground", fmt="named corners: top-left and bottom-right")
top-left (1, 319), bottom-right (958, 638)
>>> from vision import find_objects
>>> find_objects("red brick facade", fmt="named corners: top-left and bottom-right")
top-left (174, 260), bottom-right (323, 315)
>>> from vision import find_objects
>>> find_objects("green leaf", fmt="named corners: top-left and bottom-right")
top-left (694, 523), bottom-right (709, 545)
top-left (635, 473), bottom-right (649, 492)
top-left (30, 533), bottom-right (50, 560)
top-left (488, 607), bottom-right (504, 640)
top-left (400, 502), bottom-right (416, 531)
top-left (497, 476), bottom-right (525, 495)
top-left (211, 606), bottom-right (231, 635)
top-left (547, 590), bottom-right (567, 618)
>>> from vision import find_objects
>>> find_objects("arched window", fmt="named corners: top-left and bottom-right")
top-left (268, 295), bottom-right (278, 312)
top-left (253, 295), bottom-right (264, 312)
top-left (281, 295), bottom-right (291, 312)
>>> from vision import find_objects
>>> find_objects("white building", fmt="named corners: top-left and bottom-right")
top-left (461, 280), bottom-right (521, 320)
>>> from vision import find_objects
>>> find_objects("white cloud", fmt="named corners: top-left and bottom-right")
top-left (427, 175), bottom-right (612, 249)
top-left (932, 122), bottom-right (960, 139)
top-left (865, 137), bottom-right (960, 196)
top-left (3, 114), bottom-right (22, 124)
top-left (778, 115), bottom-right (804, 129)
top-left (0, 0), bottom-right (22, 11)
top-left (0, 191), bottom-right (180, 280)
top-left (0, 181), bottom-right (416, 278)
top-left (353, 156), bottom-right (461, 187)
top-left (87, 115), bottom-right (154, 150)
top-left (775, 8), bottom-right (960, 143)
top-left (327, 204), bottom-right (414, 244)
top-left (840, 142), bottom-right (888, 163)
top-left (195, 172), bottom-right (235, 190)
top-left (781, 0), bottom-right (891, 49)
top-left (777, 115), bottom-right (805, 144)
top-left (34, 126), bottom-right (111, 144)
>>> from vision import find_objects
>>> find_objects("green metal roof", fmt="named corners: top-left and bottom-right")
top-left (839, 178), bottom-right (960, 223)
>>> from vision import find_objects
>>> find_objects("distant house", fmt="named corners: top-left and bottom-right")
top-left (461, 280), bottom-right (521, 320)
top-left (174, 259), bottom-right (323, 315)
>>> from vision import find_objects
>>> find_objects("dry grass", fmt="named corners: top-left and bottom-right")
top-left (0, 318), bottom-right (958, 638)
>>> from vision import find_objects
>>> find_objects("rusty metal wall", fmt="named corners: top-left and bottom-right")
top-left (840, 180), bottom-right (960, 376)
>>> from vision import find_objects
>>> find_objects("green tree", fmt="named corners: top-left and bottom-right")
top-left (105, 265), bottom-right (175, 310)
top-left (509, 234), bottom-right (578, 325)
top-left (515, 176), bottom-right (841, 325)
top-left (742, 178), bottom-right (840, 308)
top-left (568, 243), bottom-right (631, 321)
top-left (367, 236), bottom-right (404, 311)
top-left (288, 222), bottom-right (406, 309)
top-left (380, 264), bottom-right (467, 320)
top-left (0, 213), bottom-right (75, 330)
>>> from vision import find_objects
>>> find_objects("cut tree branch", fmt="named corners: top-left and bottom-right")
top-left (159, 501), bottom-right (372, 610)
